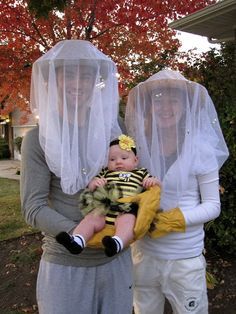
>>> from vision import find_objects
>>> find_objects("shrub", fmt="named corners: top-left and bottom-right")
top-left (185, 43), bottom-right (236, 256)
top-left (14, 136), bottom-right (23, 153)
top-left (0, 137), bottom-right (11, 159)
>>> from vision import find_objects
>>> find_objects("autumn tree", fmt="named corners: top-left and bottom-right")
top-left (0, 0), bottom-right (215, 117)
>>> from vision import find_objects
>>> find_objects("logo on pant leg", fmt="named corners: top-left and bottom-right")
top-left (184, 297), bottom-right (199, 311)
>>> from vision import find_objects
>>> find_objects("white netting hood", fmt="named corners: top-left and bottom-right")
top-left (30, 40), bottom-right (122, 194)
top-left (125, 69), bottom-right (229, 205)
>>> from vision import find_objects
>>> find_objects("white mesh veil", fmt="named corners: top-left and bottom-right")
top-left (125, 69), bottom-right (229, 206)
top-left (30, 40), bottom-right (122, 194)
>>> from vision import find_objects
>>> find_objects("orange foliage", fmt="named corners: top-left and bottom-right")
top-left (0, 0), bottom-right (216, 119)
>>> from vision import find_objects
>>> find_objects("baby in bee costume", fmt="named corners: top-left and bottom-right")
top-left (57, 135), bottom-right (161, 256)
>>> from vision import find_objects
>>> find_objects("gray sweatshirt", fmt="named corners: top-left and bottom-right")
top-left (20, 127), bottom-right (121, 267)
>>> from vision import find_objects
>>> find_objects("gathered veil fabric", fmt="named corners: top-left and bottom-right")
top-left (30, 40), bottom-right (121, 194)
top-left (125, 69), bottom-right (229, 207)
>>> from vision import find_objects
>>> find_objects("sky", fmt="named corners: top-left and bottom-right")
top-left (175, 30), bottom-right (220, 53)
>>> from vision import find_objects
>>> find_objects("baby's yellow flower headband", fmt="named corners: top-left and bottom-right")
top-left (118, 134), bottom-right (136, 152)
top-left (110, 135), bottom-right (137, 154)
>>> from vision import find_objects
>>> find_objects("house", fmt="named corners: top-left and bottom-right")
top-left (169, 0), bottom-right (236, 44)
top-left (0, 109), bottom-right (38, 160)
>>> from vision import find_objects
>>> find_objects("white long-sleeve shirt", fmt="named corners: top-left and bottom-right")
top-left (136, 169), bottom-right (220, 260)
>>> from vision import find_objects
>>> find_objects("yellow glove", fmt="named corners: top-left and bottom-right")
top-left (118, 185), bottom-right (161, 240)
top-left (149, 207), bottom-right (186, 238)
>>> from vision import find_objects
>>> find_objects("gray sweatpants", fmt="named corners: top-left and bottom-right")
top-left (36, 250), bottom-right (133, 314)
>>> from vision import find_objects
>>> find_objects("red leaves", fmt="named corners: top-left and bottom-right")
top-left (0, 0), bottom-right (215, 117)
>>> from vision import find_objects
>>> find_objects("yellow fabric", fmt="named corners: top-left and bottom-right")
top-left (119, 185), bottom-right (161, 240)
top-left (87, 185), bottom-right (161, 248)
top-left (149, 207), bottom-right (186, 238)
top-left (87, 224), bottom-right (115, 248)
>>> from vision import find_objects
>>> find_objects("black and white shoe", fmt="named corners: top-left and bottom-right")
top-left (56, 232), bottom-right (83, 255)
top-left (102, 236), bottom-right (121, 257)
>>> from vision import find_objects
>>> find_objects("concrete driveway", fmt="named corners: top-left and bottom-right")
top-left (0, 159), bottom-right (21, 180)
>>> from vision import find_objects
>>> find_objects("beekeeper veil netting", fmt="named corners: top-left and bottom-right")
top-left (30, 40), bottom-right (122, 194)
top-left (125, 69), bottom-right (229, 207)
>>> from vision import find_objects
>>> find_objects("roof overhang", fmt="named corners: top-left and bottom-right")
top-left (169, 0), bottom-right (236, 43)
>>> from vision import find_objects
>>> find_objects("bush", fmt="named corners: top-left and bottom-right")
top-left (0, 138), bottom-right (11, 159)
top-left (185, 43), bottom-right (236, 256)
top-left (14, 136), bottom-right (23, 153)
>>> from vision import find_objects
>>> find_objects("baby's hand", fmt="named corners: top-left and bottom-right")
top-left (143, 177), bottom-right (161, 189)
top-left (88, 177), bottom-right (107, 191)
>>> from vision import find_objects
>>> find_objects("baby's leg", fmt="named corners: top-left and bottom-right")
top-left (73, 212), bottom-right (106, 241)
top-left (115, 213), bottom-right (135, 246)
top-left (102, 213), bottom-right (136, 257)
top-left (56, 212), bottom-right (105, 254)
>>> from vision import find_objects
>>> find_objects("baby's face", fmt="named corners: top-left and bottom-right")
top-left (108, 145), bottom-right (138, 172)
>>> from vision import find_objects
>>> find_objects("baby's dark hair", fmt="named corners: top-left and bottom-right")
top-left (110, 138), bottom-right (137, 155)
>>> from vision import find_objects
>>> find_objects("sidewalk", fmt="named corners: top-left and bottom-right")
top-left (0, 159), bottom-right (21, 181)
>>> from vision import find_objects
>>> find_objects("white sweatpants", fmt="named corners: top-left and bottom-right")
top-left (132, 248), bottom-right (208, 314)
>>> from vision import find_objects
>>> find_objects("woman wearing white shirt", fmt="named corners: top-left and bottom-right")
top-left (125, 69), bottom-right (229, 314)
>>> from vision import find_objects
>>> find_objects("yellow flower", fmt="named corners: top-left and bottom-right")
top-left (118, 134), bottom-right (136, 151)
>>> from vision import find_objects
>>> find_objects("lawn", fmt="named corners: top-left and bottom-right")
top-left (0, 178), bottom-right (235, 313)
top-left (0, 178), bottom-right (35, 240)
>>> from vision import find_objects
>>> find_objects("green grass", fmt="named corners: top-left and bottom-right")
top-left (0, 178), bottom-right (36, 241)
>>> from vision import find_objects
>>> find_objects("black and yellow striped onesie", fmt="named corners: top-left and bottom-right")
top-left (96, 167), bottom-right (151, 225)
